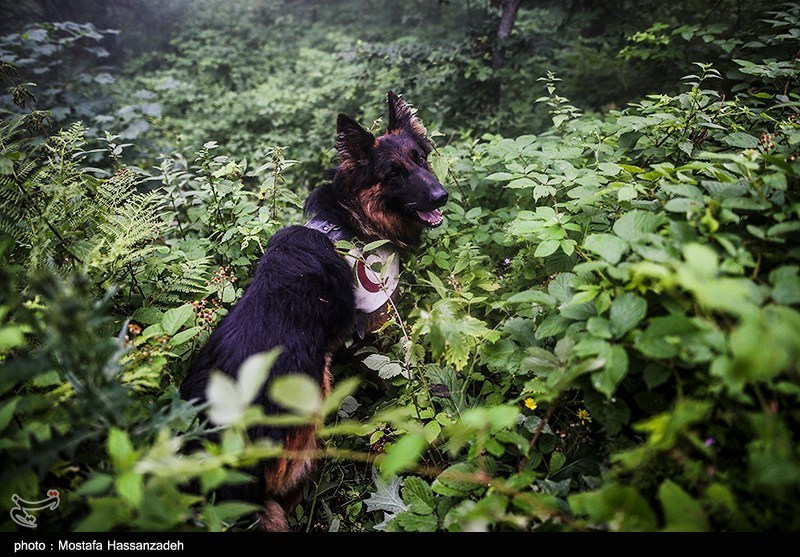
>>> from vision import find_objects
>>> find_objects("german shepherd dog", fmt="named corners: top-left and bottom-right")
top-left (179, 92), bottom-right (448, 531)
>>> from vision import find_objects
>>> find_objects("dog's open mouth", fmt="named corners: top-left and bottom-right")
top-left (416, 208), bottom-right (444, 227)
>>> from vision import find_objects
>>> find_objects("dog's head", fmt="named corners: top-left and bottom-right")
top-left (333, 91), bottom-right (449, 249)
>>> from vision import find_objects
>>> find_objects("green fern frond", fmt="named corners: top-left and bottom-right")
top-left (149, 256), bottom-right (213, 306)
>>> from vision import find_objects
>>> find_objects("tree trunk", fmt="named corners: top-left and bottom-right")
top-left (491, 0), bottom-right (523, 70)
top-left (486, 0), bottom-right (523, 110)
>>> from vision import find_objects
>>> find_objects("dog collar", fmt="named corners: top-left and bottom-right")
top-left (304, 217), bottom-right (401, 315)
top-left (304, 216), bottom-right (350, 242)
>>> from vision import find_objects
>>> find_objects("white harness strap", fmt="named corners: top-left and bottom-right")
top-left (344, 245), bottom-right (401, 314)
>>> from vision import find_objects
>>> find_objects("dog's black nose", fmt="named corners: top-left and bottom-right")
top-left (430, 185), bottom-right (448, 207)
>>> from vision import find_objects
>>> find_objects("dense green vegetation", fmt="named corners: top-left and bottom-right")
top-left (1, 0), bottom-right (799, 532)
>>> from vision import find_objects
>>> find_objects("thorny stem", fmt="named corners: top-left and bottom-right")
top-left (305, 444), bottom-right (331, 532)
top-left (170, 195), bottom-right (186, 240)
top-left (207, 176), bottom-right (222, 229)
top-left (271, 148), bottom-right (284, 221)
top-left (163, 170), bottom-right (187, 241)
top-left (385, 291), bottom-right (429, 422)
top-left (127, 263), bottom-right (146, 302)
top-left (23, 187), bottom-right (79, 263)
top-left (784, 49), bottom-right (799, 97)
top-left (517, 403), bottom-right (556, 472)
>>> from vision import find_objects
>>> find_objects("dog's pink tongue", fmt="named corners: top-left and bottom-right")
top-left (416, 208), bottom-right (443, 225)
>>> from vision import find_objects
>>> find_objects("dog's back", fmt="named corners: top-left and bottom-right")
top-left (179, 225), bottom-right (355, 528)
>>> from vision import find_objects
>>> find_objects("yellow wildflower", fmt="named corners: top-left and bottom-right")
top-left (524, 398), bottom-right (537, 410)
top-left (576, 408), bottom-right (592, 425)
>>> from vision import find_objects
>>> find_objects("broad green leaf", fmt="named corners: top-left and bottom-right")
top-left (206, 372), bottom-right (243, 426)
top-left (394, 510), bottom-right (438, 532)
top-left (210, 501), bottom-right (262, 522)
top-left (507, 289), bottom-right (556, 306)
top-left (380, 433), bottom-right (426, 477)
top-left (237, 349), bottom-right (279, 404)
top-left (432, 462), bottom-right (482, 497)
top-left (426, 270), bottom-right (448, 298)
top-left (549, 451), bottom-right (566, 473)
top-left (533, 184), bottom-right (556, 200)
top-left (403, 476), bottom-right (435, 515)
top-left (658, 479), bottom-right (709, 532)
top-left (460, 405), bottom-right (520, 431)
top-left (592, 345), bottom-right (629, 398)
top-left (507, 177), bottom-right (536, 188)
top-left (370, 430), bottom-right (385, 445)
top-left (536, 314), bottom-right (570, 339)
top-left (464, 207), bottom-right (482, 220)
top-left (139, 323), bottom-right (164, 340)
top-left (170, 326), bottom-right (201, 346)
top-left (221, 283), bottom-right (236, 303)
top-left (610, 292), bottom-right (647, 338)
top-left (423, 420), bottom-right (441, 443)
top-left (722, 132), bottom-right (759, 149)
top-left (0, 397), bottom-right (19, 432)
top-left (770, 266), bottom-right (800, 305)
top-left (335, 240), bottom-right (355, 251)
top-left (683, 243), bottom-right (715, 278)
top-left (115, 471), bottom-right (143, 507)
top-left (270, 374), bottom-right (322, 416)
top-left (74, 497), bottom-right (128, 532)
top-left (130, 306), bottom-right (163, 325)
top-left (665, 198), bottom-right (703, 213)
top-left (634, 398), bottom-right (711, 450)
top-left (598, 162), bottom-right (622, 176)
top-left (0, 325), bottom-right (25, 351)
top-left (534, 239), bottom-right (560, 258)
top-left (556, 160), bottom-right (579, 181)
top-left (363, 239), bottom-right (391, 251)
top-left (584, 233), bottom-right (627, 264)
top-left (161, 303), bottom-right (195, 335)
top-left (522, 347), bottom-right (560, 371)
top-left (586, 316), bottom-right (612, 339)
top-left (378, 361), bottom-right (406, 379)
top-left (108, 428), bottom-right (136, 470)
top-left (617, 186), bottom-right (638, 201)
top-left (569, 484), bottom-right (657, 531)
top-left (613, 210), bottom-right (665, 243)
top-left (486, 172), bottom-right (514, 181)
top-left (495, 430), bottom-right (530, 456)
top-left (511, 492), bottom-right (562, 520)
top-left (363, 353), bottom-right (390, 370)
top-left (75, 474), bottom-right (113, 496)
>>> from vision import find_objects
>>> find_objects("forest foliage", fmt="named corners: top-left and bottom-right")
top-left (1, 0), bottom-right (799, 532)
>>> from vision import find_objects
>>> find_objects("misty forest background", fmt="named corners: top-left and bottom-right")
top-left (2, 0), bottom-right (800, 532)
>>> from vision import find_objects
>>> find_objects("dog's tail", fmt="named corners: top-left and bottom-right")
top-left (259, 500), bottom-right (289, 532)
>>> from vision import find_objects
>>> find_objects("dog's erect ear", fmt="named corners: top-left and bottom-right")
top-left (336, 113), bottom-right (375, 163)
top-left (387, 91), bottom-right (430, 149)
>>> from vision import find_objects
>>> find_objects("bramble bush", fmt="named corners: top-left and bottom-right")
top-left (1, 2), bottom-right (799, 532)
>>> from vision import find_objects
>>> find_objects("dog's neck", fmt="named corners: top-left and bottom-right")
top-left (303, 182), bottom-right (361, 240)
top-left (304, 213), bottom-right (401, 339)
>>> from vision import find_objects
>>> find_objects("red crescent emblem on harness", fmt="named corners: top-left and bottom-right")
top-left (356, 260), bottom-right (381, 293)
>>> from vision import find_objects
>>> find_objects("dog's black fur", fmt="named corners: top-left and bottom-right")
top-left (179, 92), bottom-right (448, 531)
